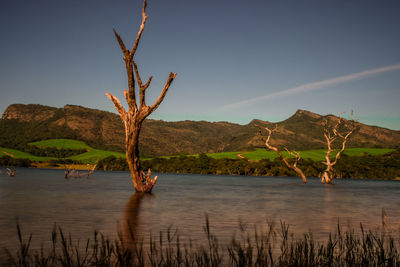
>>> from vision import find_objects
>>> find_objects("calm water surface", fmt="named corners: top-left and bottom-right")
top-left (0, 168), bottom-right (399, 256)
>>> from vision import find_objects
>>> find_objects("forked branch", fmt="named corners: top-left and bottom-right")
top-left (105, 93), bottom-right (127, 123)
top-left (321, 113), bottom-right (357, 184)
top-left (130, 0), bottom-right (148, 59)
top-left (259, 125), bottom-right (307, 183)
top-left (113, 29), bottom-right (129, 58)
top-left (148, 72), bottom-right (177, 114)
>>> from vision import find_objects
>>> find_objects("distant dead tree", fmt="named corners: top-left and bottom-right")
top-left (260, 125), bottom-right (307, 183)
top-left (106, 0), bottom-right (176, 192)
top-left (321, 113), bottom-right (356, 184)
top-left (6, 168), bottom-right (16, 177)
top-left (1, 151), bottom-right (16, 177)
top-left (64, 163), bottom-right (97, 179)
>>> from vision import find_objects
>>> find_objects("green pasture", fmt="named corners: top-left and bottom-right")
top-left (340, 147), bottom-right (395, 157)
top-left (1, 137), bottom-right (396, 164)
top-left (29, 139), bottom-right (91, 150)
top-left (0, 147), bottom-right (53, 161)
top-left (206, 151), bottom-right (243, 159)
top-left (1, 139), bottom-right (125, 164)
top-left (159, 151), bottom-right (245, 160)
top-left (68, 149), bottom-right (125, 163)
top-left (210, 148), bottom-right (395, 161)
top-left (28, 138), bottom-right (125, 163)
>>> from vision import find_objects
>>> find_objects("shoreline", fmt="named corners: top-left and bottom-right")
top-left (4, 164), bottom-right (400, 181)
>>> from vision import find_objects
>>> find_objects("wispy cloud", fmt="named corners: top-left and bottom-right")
top-left (221, 63), bottom-right (400, 110)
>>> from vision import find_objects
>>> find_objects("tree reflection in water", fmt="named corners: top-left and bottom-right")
top-left (122, 193), bottom-right (155, 250)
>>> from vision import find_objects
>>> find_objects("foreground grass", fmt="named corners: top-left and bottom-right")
top-left (2, 218), bottom-right (399, 266)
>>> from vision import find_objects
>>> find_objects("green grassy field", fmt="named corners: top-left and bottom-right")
top-left (68, 149), bottom-right (125, 163)
top-left (206, 148), bottom-right (395, 161)
top-left (29, 139), bottom-right (92, 150)
top-left (0, 147), bottom-right (53, 161)
top-left (1, 139), bottom-right (125, 164)
top-left (206, 151), bottom-right (244, 159)
top-left (29, 139), bottom-right (125, 163)
top-left (1, 138), bottom-right (395, 164)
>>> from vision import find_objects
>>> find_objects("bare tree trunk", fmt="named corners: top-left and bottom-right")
top-left (126, 126), bottom-right (141, 189)
top-left (261, 126), bottom-right (307, 183)
top-left (107, 0), bottom-right (176, 192)
top-left (321, 113), bottom-right (356, 184)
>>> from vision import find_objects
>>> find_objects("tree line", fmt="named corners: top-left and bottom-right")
top-left (95, 149), bottom-right (400, 180)
top-left (22, 146), bottom-right (87, 158)
top-left (2, 147), bottom-right (399, 180)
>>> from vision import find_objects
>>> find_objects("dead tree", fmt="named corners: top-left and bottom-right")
top-left (261, 126), bottom-right (307, 183)
top-left (106, 0), bottom-right (176, 192)
top-left (6, 168), bottom-right (16, 177)
top-left (321, 113), bottom-right (356, 184)
top-left (64, 163), bottom-right (97, 179)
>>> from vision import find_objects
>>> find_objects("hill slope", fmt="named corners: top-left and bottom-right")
top-left (1, 104), bottom-right (399, 156)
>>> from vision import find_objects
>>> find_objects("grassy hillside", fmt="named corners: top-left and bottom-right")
top-left (0, 147), bottom-right (53, 161)
top-left (1, 139), bottom-right (125, 164)
top-left (29, 139), bottom-right (125, 163)
top-left (68, 149), bottom-right (125, 163)
top-left (29, 139), bottom-right (92, 150)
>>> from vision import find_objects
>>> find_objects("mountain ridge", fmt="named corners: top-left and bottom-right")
top-left (1, 104), bottom-right (399, 156)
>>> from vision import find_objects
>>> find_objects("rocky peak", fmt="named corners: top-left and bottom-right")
top-left (294, 109), bottom-right (322, 119)
top-left (1, 104), bottom-right (57, 122)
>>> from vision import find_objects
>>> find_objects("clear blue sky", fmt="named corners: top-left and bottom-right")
top-left (1, 0), bottom-right (400, 129)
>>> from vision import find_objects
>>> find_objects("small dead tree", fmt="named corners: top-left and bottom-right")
top-left (321, 113), bottom-right (356, 184)
top-left (6, 168), bottom-right (16, 177)
top-left (106, 0), bottom-right (176, 192)
top-left (64, 163), bottom-right (97, 179)
top-left (261, 126), bottom-right (307, 183)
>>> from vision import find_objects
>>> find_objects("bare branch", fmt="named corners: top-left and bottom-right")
top-left (129, 0), bottom-right (148, 59)
top-left (123, 89), bottom-right (130, 104)
top-left (106, 93), bottom-right (128, 124)
top-left (140, 75), bottom-right (153, 107)
top-left (331, 126), bottom-right (355, 166)
top-left (132, 60), bottom-right (144, 87)
top-left (132, 60), bottom-right (153, 108)
top-left (321, 112), bottom-right (356, 184)
top-left (144, 76), bottom-right (153, 89)
top-left (284, 148), bottom-right (301, 168)
top-left (113, 29), bottom-right (129, 58)
top-left (261, 125), bottom-right (307, 183)
top-left (259, 125), bottom-right (277, 149)
top-left (148, 72), bottom-right (177, 114)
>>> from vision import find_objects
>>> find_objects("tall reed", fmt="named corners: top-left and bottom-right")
top-left (2, 219), bottom-right (399, 266)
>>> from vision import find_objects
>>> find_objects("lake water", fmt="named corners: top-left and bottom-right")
top-left (0, 168), bottom-right (399, 258)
